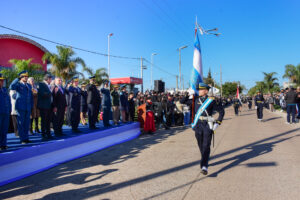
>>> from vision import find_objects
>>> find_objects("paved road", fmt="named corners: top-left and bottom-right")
top-left (0, 107), bottom-right (299, 200)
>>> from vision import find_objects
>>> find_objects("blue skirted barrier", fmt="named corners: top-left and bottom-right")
top-left (0, 122), bottom-right (141, 187)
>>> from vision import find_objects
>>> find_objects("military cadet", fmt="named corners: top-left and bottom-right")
top-left (10, 71), bottom-right (33, 144)
top-left (192, 83), bottom-right (224, 175)
top-left (66, 77), bottom-right (82, 133)
top-left (247, 96), bottom-right (253, 110)
top-left (233, 97), bottom-right (242, 116)
top-left (86, 76), bottom-right (101, 129)
top-left (0, 73), bottom-right (11, 150)
top-left (254, 91), bottom-right (265, 122)
top-left (100, 80), bottom-right (112, 127)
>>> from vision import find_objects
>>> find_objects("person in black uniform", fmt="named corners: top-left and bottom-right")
top-left (52, 77), bottom-right (67, 136)
top-left (166, 95), bottom-right (175, 127)
top-left (254, 91), bottom-right (265, 122)
top-left (66, 77), bottom-right (82, 133)
top-left (86, 76), bottom-right (101, 129)
top-left (247, 96), bottom-right (253, 110)
top-left (80, 84), bottom-right (88, 126)
top-left (193, 83), bottom-right (225, 175)
top-left (233, 97), bottom-right (242, 116)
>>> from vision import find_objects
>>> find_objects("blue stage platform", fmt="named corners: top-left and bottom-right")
top-left (0, 122), bottom-right (141, 187)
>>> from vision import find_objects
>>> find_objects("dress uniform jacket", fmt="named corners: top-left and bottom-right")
top-left (10, 78), bottom-right (33, 111)
top-left (0, 87), bottom-right (11, 147)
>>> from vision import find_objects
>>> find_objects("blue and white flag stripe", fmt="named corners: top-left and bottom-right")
top-left (191, 98), bottom-right (213, 128)
top-left (191, 27), bottom-right (203, 93)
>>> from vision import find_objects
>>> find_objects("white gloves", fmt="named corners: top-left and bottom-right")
top-left (213, 123), bottom-right (219, 131)
top-left (255, 106), bottom-right (257, 109)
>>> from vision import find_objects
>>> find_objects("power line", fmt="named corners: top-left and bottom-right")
top-left (0, 25), bottom-right (140, 60)
top-left (143, 59), bottom-right (176, 77)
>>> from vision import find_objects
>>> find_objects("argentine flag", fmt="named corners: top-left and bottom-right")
top-left (191, 27), bottom-right (203, 93)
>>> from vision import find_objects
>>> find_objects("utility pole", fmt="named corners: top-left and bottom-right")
top-left (151, 53), bottom-right (157, 90)
top-left (140, 57), bottom-right (147, 93)
top-left (176, 75), bottom-right (178, 91)
top-left (177, 45), bottom-right (188, 90)
top-left (141, 57), bottom-right (144, 93)
top-left (220, 65), bottom-right (223, 97)
top-left (107, 33), bottom-right (113, 86)
top-left (182, 77), bottom-right (184, 90)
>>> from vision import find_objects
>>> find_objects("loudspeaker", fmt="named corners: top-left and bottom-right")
top-left (154, 80), bottom-right (160, 92)
top-left (154, 80), bottom-right (165, 93)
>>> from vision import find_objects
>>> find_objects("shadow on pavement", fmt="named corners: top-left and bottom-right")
top-left (263, 117), bottom-right (282, 122)
top-left (0, 126), bottom-right (188, 199)
top-left (1, 127), bottom-right (299, 199)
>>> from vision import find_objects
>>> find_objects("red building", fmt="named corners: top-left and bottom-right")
top-left (0, 34), bottom-right (48, 71)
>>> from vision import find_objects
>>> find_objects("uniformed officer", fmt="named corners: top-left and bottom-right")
top-left (100, 80), bottom-right (112, 127)
top-left (233, 97), bottom-right (241, 116)
top-left (66, 77), bottom-right (82, 133)
top-left (0, 73), bottom-right (11, 150)
top-left (247, 96), bottom-right (253, 110)
top-left (86, 76), bottom-right (101, 129)
top-left (193, 83), bottom-right (225, 175)
top-left (10, 71), bottom-right (33, 144)
top-left (254, 91), bottom-right (265, 122)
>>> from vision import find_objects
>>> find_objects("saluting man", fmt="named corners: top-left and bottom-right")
top-left (66, 77), bottom-right (82, 133)
top-left (255, 91), bottom-right (265, 122)
top-left (10, 71), bottom-right (33, 144)
top-left (192, 83), bottom-right (225, 175)
top-left (0, 73), bottom-right (11, 150)
top-left (86, 76), bottom-right (101, 129)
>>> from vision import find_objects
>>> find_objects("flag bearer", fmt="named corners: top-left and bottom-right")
top-left (192, 83), bottom-right (225, 175)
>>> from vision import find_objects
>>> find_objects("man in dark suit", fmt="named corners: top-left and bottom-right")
top-left (66, 77), bottom-right (82, 133)
top-left (37, 74), bottom-right (53, 139)
top-left (52, 77), bottom-right (67, 136)
top-left (86, 76), bottom-right (101, 129)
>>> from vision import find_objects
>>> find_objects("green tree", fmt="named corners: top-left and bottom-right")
top-left (282, 64), bottom-right (300, 86)
top-left (204, 68), bottom-right (215, 86)
top-left (222, 82), bottom-right (244, 97)
top-left (42, 46), bottom-right (86, 82)
top-left (82, 66), bottom-right (108, 86)
top-left (263, 72), bottom-right (279, 94)
top-left (0, 58), bottom-right (44, 86)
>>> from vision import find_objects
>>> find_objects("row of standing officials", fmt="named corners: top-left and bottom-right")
top-left (0, 71), bottom-right (112, 150)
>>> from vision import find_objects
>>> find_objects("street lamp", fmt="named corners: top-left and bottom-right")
top-left (107, 33), bottom-right (113, 84)
top-left (151, 53), bottom-right (157, 90)
top-left (177, 45), bottom-right (188, 91)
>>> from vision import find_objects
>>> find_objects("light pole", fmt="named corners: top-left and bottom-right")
top-left (177, 45), bottom-right (188, 91)
top-left (107, 33), bottom-right (113, 83)
top-left (151, 53), bottom-right (157, 91)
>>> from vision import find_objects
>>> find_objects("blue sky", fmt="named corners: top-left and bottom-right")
top-left (1, 0), bottom-right (300, 91)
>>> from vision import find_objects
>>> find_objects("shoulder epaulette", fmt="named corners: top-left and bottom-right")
top-left (208, 97), bottom-right (215, 100)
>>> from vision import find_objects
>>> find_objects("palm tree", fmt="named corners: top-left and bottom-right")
top-left (282, 64), bottom-right (300, 86)
top-left (83, 66), bottom-right (108, 85)
top-left (42, 46), bottom-right (86, 82)
top-left (263, 72), bottom-right (279, 94)
top-left (0, 58), bottom-right (44, 86)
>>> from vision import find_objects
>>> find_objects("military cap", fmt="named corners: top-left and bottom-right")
top-left (103, 80), bottom-right (109, 84)
top-left (0, 73), bottom-right (5, 80)
top-left (120, 84), bottom-right (126, 89)
top-left (198, 82), bottom-right (210, 90)
top-left (113, 85), bottom-right (119, 88)
top-left (89, 76), bottom-right (95, 79)
top-left (72, 76), bottom-right (79, 82)
top-left (18, 70), bottom-right (29, 78)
